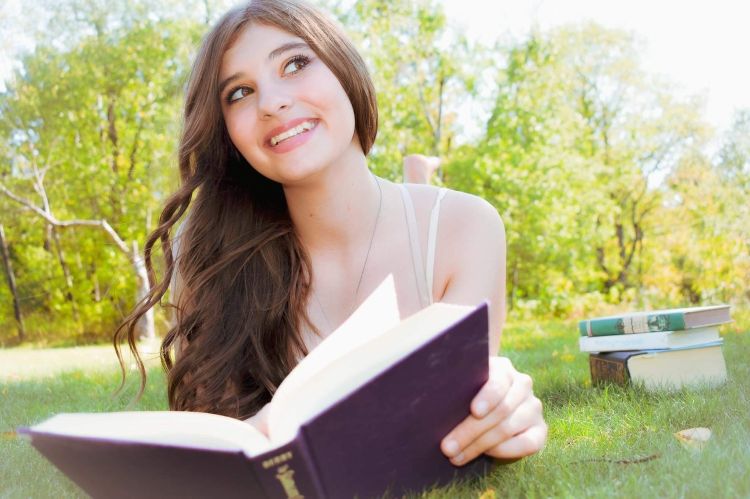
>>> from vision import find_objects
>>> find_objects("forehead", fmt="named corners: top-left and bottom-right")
top-left (220, 23), bottom-right (306, 76)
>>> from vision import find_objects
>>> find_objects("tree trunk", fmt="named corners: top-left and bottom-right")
top-left (0, 182), bottom-right (155, 340)
top-left (92, 270), bottom-right (101, 302)
top-left (508, 260), bottom-right (519, 311)
top-left (50, 225), bottom-right (82, 328)
top-left (132, 240), bottom-right (154, 340)
top-left (0, 224), bottom-right (26, 342)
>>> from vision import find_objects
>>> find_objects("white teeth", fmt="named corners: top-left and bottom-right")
top-left (270, 120), bottom-right (316, 146)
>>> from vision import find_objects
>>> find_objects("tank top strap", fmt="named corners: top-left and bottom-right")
top-left (397, 184), bottom-right (431, 308)
top-left (425, 188), bottom-right (448, 304)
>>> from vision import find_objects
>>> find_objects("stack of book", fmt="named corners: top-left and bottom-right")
top-left (579, 305), bottom-right (731, 390)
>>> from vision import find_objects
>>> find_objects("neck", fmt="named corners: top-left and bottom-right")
top-left (283, 147), bottom-right (379, 254)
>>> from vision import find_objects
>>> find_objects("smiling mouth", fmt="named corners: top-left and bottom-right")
top-left (270, 120), bottom-right (317, 146)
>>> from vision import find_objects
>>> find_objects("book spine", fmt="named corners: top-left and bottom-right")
top-left (589, 354), bottom-right (630, 386)
top-left (251, 438), bottom-right (326, 499)
top-left (579, 312), bottom-right (687, 337)
top-left (579, 333), bottom-right (667, 352)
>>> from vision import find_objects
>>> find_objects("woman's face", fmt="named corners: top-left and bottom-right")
top-left (219, 23), bottom-right (358, 185)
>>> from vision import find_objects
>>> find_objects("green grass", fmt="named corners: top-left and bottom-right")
top-left (0, 345), bottom-right (166, 498)
top-left (1, 324), bottom-right (748, 498)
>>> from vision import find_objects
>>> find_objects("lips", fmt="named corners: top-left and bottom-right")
top-left (264, 118), bottom-right (319, 148)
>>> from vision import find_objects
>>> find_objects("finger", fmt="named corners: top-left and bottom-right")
top-left (473, 366), bottom-right (532, 424)
top-left (470, 359), bottom-right (514, 419)
top-left (441, 403), bottom-right (505, 460)
top-left (450, 396), bottom-right (543, 466)
top-left (490, 370), bottom-right (533, 421)
top-left (486, 421), bottom-right (548, 460)
top-left (444, 360), bottom-right (525, 457)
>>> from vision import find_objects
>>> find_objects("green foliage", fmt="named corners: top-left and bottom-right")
top-left (447, 24), bottom-right (746, 317)
top-left (1, 0), bottom-right (749, 343)
top-left (335, 0), bottom-right (480, 178)
top-left (0, 3), bottom-right (203, 344)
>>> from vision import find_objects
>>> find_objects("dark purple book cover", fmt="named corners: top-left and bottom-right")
top-left (299, 302), bottom-right (493, 498)
top-left (27, 432), bottom-right (261, 498)
top-left (26, 431), bottom-right (323, 498)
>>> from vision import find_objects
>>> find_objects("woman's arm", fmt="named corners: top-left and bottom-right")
top-left (437, 192), bottom-right (506, 354)
top-left (436, 191), bottom-right (547, 464)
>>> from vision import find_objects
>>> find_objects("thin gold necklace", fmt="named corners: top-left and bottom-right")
top-left (314, 174), bottom-right (383, 331)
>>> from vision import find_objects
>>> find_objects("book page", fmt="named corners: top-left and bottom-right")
top-left (268, 275), bottom-right (401, 429)
top-left (268, 301), bottom-right (476, 444)
top-left (31, 411), bottom-right (274, 457)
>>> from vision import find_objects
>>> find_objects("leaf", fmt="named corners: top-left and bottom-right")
top-left (674, 427), bottom-right (711, 451)
top-left (478, 489), bottom-right (496, 499)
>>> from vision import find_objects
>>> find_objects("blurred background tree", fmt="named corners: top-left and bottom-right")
top-left (0, 0), bottom-right (748, 345)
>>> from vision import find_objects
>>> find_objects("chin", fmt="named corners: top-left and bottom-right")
top-left (259, 160), bottom-right (327, 186)
top-left (257, 150), bottom-right (348, 185)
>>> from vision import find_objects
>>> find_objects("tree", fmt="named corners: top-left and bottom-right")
top-left (0, 4), bottom-right (203, 342)
top-left (334, 0), bottom-right (479, 179)
top-left (449, 24), bottom-right (712, 313)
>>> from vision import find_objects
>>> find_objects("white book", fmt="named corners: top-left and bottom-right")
top-left (627, 342), bottom-right (727, 390)
top-left (579, 325), bottom-right (720, 353)
top-left (589, 341), bottom-right (728, 391)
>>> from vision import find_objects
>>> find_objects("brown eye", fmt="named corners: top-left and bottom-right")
top-left (283, 55), bottom-right (310, 75)
top-left (227, 86), bottom-right (253, 103)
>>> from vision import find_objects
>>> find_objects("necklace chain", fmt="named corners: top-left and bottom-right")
top-left (315, 174), bottom-right (383, 332)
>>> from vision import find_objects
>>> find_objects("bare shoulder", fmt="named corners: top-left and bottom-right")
top-left (402, 183), bottom-right (504, 244)
top-left (402, 184), bottom-right (506, 346)
top-left (444, 189), bottom-right (504, 240)
top-left (402, 183), bottom-right (505, 279)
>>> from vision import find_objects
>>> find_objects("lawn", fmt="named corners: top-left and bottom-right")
top-left (1, 321), bottom-right (748, 498)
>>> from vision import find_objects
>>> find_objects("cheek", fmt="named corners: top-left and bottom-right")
top-left (225, 111), bottom-right (261, 156)
top-left (326, 86), bottom-right (356, 140)
top-left (310, 68), bottom-right (356, 138)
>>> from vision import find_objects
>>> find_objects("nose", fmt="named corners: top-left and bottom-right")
top-left (257, 87), bottom-right (292, 119)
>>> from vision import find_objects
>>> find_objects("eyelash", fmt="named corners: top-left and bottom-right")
top-left (225, 54), bottom-right (312, 104)
top-left (284, 54), bottom-right (311, 75)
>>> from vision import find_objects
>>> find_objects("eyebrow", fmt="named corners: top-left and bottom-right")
top-left (218, 41), bottom-right (310, 96)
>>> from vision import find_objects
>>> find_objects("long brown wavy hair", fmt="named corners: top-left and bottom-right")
top-left (114, 0), bottom-right (378, 419)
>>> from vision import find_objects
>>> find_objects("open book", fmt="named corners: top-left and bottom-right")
top-left (20, 276), bottom-right (493, 499)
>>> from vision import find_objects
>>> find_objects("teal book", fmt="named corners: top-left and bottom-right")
top-left (579, 305), bottom-right (731, 337)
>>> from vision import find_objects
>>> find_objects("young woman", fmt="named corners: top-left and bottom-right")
top-left (116, 0), bottom-right (546, 467)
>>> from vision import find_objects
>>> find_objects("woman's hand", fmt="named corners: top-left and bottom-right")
top-left (440, 356), bottom-right (547, 465)
top-left (245, 402), bottom-right (271, 436)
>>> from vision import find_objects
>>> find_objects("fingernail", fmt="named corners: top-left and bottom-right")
top-left (452, 452), bottom-right (465, 465)
top-left (444, 439), bottom-right (460, 456)
top-left (475, 400), bottom-right (489, 417)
